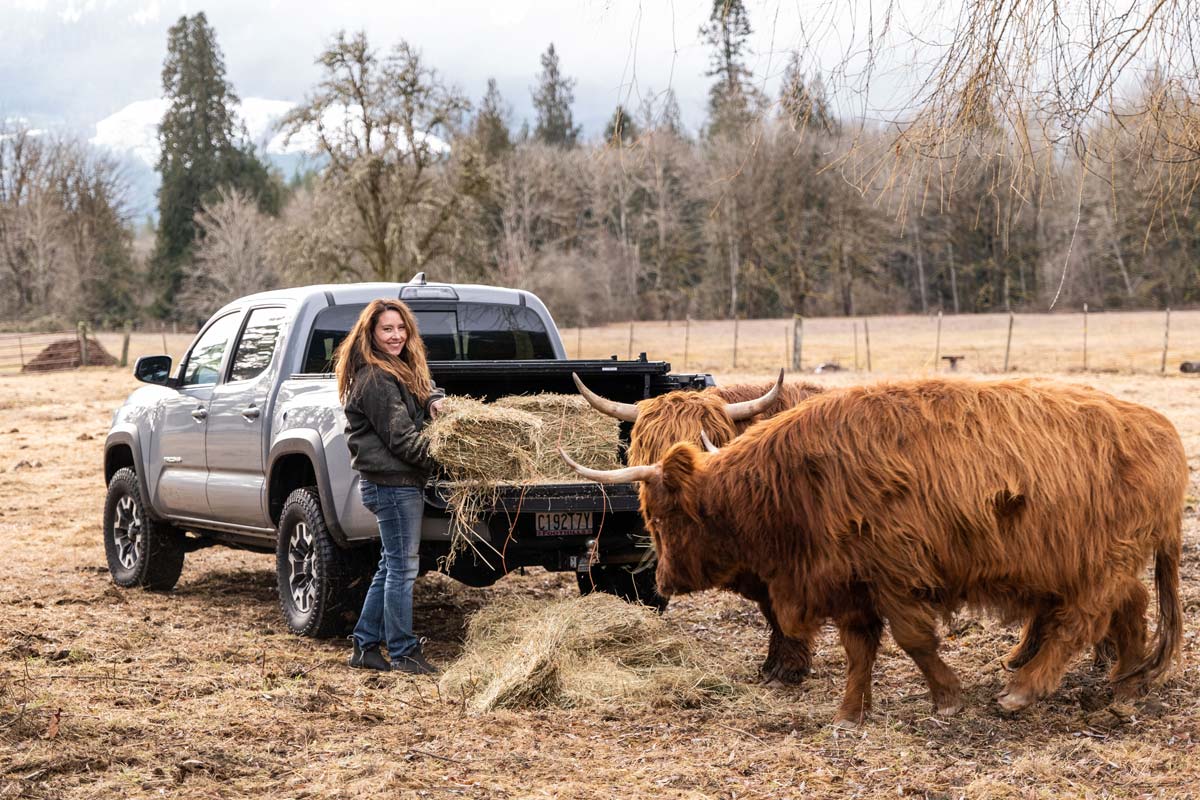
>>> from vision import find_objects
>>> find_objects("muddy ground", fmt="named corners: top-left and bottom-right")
top-left (0, 368), bottom-right (1197, 799)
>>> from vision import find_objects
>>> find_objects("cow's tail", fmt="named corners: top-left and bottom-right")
top-left (1119, 537), bottom-right (1183, 687)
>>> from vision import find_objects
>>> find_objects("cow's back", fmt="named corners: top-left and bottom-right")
top-left (710, 378), bottom-right (1187, 613)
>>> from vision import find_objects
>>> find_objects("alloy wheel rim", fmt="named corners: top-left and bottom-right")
top-left (288, 522), bottom-right (316, 614)
top-left (113, 494), bottom-right (143, 570)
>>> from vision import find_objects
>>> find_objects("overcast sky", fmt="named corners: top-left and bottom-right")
top-left (0, 0), bottom-right (933, 137)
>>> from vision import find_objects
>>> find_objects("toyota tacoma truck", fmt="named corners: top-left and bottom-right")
top-left (103, 276), bottom-right (712, 637)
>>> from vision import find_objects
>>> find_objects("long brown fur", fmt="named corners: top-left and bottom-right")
top-left (624, 379), bottom-right (825, 684)
top-left (642, 378), bottom-right (1186, 723)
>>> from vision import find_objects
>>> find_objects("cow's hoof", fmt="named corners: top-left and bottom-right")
top-left (935, 700), bottom-right (963, 717)
top-left (758, 658), bottom-right (811, 687)
top-left (831, 716), bottom-right (860, 730)
top-left (996, 690), bottom-right (1032, 712)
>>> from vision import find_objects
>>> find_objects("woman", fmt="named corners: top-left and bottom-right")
top-left (335, 298), bottom-right (444, 673)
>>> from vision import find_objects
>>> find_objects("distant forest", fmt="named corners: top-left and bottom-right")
top-left (2, 2), bottom-right (1198, 329)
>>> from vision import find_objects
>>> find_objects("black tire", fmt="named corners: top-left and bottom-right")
top-left (275, 487), bottom-right (373, 638)
top-left (577, 562), bottom-right (669, 613)
top-left (102, 467), bottom-right (186, 591)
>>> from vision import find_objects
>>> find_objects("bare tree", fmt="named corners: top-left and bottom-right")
top-left (279, 31), bottom-right (470, 282)
top-left (179, 188), bottom-right (279, 320)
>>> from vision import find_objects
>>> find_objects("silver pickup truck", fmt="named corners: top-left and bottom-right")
top-left (103, 276), bottom-right (712, 638)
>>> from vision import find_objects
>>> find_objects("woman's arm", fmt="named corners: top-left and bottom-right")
top-left (357, 376), bottom-right (437, 471)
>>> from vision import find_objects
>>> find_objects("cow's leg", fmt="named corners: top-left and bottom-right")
top-left (830, 604), bottom-right (884, 728)
top-left (884, 605), bottom-right (963, 717)
top-left (756, 596), bottom-right (813, 685)
top-left (1107, 580), bottom-right (1149, 699)
top-left (1005, 611), bottom-right (1047, 671)
top-left (999, 602), bottom-right (1109, 711)
top-left (1009, 606), bottom-right (1134, 674)
top-left (731, 573), bottom-right (813, 684)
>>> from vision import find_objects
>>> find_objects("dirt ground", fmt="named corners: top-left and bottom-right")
top-left (0, 365), bottom-right (1197, 799)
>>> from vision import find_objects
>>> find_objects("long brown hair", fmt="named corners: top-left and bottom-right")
top-left (334, 299), bottom-right (434, 404)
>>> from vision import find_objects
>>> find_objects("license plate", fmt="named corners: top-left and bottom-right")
top-left (535, 511), bottom-right (592, 536)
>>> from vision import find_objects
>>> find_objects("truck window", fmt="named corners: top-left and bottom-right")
top-left (228, 307), bottom-right (288, 382)
top-left (181, 312), bottom-right (242, 387)
top-left (302, 302), bottom-right (555, 372)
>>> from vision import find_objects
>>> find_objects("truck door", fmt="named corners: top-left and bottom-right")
top-left (205, 306), bottom-right (289, 528)
top-left (152, 311), bottom-right (242, 518)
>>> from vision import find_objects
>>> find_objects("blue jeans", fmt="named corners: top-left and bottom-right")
top-left (353, 480), bottom-right (424, 659)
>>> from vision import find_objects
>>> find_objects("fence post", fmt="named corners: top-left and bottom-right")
top-left (934, 311), bottom-right (942, 371)
top-left (1083, 303), bottom-right (1089, 371)
top-left (853, 321), bottom-right (859, 371)
top-left (683, 316), bottom-right (690, 369)
top-left (783, 325), bottom-right (789, 369)
top-left (732, 315), bottom-right (740, 369)
top-left (1161, 307), bottom-right (1171, 374)
top-left (627, 321), bottom-right (634, 360)
top-left (77, 321), bottom-right (88, 368)
top-left (576, 326), bottom-right (583, 359)
top-left (121, 320), bottom-right (132, 368)
top-left (160, 322), bottom-right (168, 357)
top-left (864, 318), bottom-right (872, 372)
top-left (1003, 311), bottom-right (1014, 372)
top-left (791, 314), bottom-right (803, 371)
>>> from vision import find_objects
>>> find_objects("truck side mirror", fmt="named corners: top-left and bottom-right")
top-left (134, 355), bottom-right (173, 386)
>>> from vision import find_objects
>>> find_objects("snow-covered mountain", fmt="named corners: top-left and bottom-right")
top-left (90, 97), bottom-right (450, 219)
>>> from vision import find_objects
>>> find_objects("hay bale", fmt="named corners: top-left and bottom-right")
top-left (439, 594), bottom-right (742, 712)
top-left (493, 393), bottom-right (622, 478)
top-left (423, 397), bottom-right (542, 483)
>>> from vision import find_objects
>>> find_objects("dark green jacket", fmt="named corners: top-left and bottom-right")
top-left (344, 365), bottom-right (445, 487)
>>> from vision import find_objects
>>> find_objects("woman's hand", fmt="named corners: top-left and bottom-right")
top-left (429, 398), bottom-right (445, 418)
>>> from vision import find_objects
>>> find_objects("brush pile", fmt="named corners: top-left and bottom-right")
top-left (439, 593), bottom-right (742, 712)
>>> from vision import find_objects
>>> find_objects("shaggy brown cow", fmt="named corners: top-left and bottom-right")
top-left (574, 370), bottom-right (826, 684)
top-left (564, 378), bottom-right (1185, 726)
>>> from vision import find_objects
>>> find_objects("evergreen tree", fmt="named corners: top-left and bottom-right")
top-left (604, 105), bottom-right (640, 146)
top-left (700, 0), bottom-right (763, 138)
top-left (150, 12), bottom-right (279, 318)
top-left (473, 78), bottom-right (513, 161)
top-left (532, 43), bottom-right (580, 148)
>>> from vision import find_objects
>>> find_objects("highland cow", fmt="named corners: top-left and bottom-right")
top-left (565, 378), bottom-right (1185, 726)
top-left (574, 370), bottom-right (825, 684)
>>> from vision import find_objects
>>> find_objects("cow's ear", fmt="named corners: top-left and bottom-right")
top-left (660, 442), bottom-right (700, 494)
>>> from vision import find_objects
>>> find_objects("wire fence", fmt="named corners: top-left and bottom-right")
top-left (2, 308), bottom-right (1197, 378)
top-left (562, 308), bottom-right (1200, 378)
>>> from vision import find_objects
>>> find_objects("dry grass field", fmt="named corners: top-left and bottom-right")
top-left (1, 315), bottom-right (1198, 799)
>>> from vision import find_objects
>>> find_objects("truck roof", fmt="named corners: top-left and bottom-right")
top-left (217, 276), bottom-right (534, 312)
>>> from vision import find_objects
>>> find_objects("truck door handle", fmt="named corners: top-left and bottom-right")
top-left (191, 407), bottom-right (208, 421)
top-left (240, 405), bottom-right (261, 421)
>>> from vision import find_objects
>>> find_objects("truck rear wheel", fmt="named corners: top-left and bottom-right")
top-left (103, 467), bottom-right (186, 591)
top-left (577, 563), bottom-right (668, 613)
top-left (276, 487), bottom-right (373, 638)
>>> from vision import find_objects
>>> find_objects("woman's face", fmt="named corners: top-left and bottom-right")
top-left (373, 309), bottom-right (408, 357)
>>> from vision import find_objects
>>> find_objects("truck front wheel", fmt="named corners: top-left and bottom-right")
top-left (577, 563), bottom-right (668, 613)
top-left (276, 487), bottom-right (372, 638)
top-left (103, 467), bottom-right (186, 591)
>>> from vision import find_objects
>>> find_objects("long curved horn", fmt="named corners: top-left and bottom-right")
top-left (559, 447), bottom-right (660, 484)
top-left (573, 372), bottom-right (639, 423)
top-left (724, 368), bottom-right (784, 421)
top-left (699, 429), bottom-right (720, 454)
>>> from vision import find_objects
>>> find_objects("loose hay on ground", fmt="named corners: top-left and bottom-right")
top-left (439, 593), bottom-right (744, 712)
